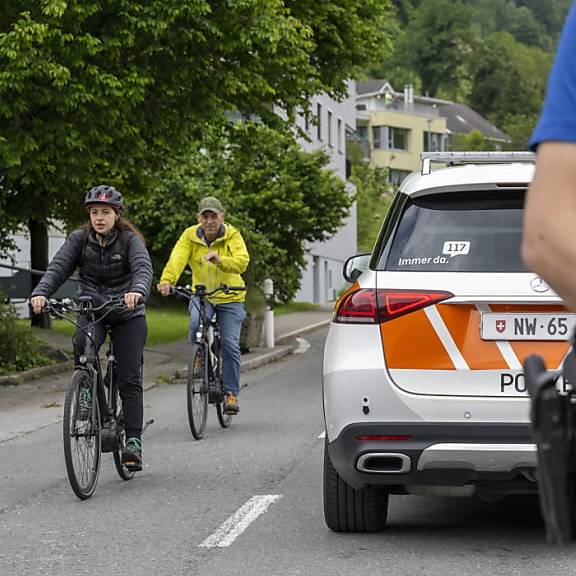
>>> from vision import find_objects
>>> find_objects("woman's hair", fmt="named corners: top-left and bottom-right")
top-left (117, 216), bottom-right (146, 244)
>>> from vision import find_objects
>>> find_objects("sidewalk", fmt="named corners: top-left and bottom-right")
top-left (1, 308), bottom-right (333, 389)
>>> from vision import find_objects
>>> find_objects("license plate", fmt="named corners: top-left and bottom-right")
top-left (481, 313), bottom-right (576, 341)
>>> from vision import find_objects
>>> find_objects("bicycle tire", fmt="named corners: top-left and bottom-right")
top-left (113, 407), bottom-right (135, 481)
top-left (63, 370), bottom-right (101, 500)
top-left (187, 344), bottom-right (209, 439)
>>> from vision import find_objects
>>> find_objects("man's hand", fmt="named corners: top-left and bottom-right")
top-left (124, 292), bottom-right (143, 309)
top-left (30, 296), bottom-right (47, 315)
top-left (204, 251), bottom-right (221, 265)
top-left (157, 282), bottom-right (172, 296)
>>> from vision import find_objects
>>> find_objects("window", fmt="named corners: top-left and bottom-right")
top-left (423, 132), bottom-right (445, 152)
top-left (317, 103), bottom-right (322, 140)
top-left (371, 126), bottom-right (409, 150)
top-left (381, 191), bottom-right (527, 272)
top-left (327, 110), bottom-right (333, 147)
top-left (337, 118), bottom-right (343, 153)
top-left (372, 126), bottom-right (382, 149)
top-left (388, 127), bottom-right (409, 151)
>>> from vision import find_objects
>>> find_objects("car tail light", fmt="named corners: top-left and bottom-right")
top-left (333, 289), bottom-right (377, 323)
top-left (378, 289), bottom-right (453, 322)
top-left (334, 289), bottom-right (453, 324)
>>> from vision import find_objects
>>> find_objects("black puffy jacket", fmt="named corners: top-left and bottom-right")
top-left (31, 225), bottom-right (153, 321)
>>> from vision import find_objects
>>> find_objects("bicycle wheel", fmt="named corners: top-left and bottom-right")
top-left (187, 344), bottom-right (209, 439)
top-left (113, 408), bottom-right (135, 481)
top-left (63, 370), bottom-right (101, 500)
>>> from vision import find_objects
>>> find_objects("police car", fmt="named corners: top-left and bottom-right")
top-left (323, 152), bottom-right (574, 532)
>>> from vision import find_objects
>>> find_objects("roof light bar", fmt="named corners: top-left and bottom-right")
top-left (421, 151), bottom-right (536, 175)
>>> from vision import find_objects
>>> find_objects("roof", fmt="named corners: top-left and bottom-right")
top-left (437, 102), bottom-right (509, 142)
top-left (356, 80), bottom-right (509, 142)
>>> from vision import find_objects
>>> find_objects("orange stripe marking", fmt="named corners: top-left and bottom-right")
top-left (380, 309), bottom-right (454, 369)
top-left (436, 304), bottom-right (507, 369)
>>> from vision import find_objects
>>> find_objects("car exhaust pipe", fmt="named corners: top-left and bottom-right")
top-left (356, 453), bottom-right (411, 474)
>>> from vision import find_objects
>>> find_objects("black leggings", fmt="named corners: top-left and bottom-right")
top-left (74, 315), bottom-right (148, 440)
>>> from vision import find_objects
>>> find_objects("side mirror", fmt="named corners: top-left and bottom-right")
top-left (343, 253), bottom-right (371, 283)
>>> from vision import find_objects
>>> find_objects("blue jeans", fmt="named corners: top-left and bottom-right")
top-left (188, 298), bottom-right (246, 397)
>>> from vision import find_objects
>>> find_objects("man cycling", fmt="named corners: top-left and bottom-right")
top-left (157, 196), bottom-right (250, 415)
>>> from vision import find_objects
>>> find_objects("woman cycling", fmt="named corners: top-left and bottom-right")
top-left (30, 185), bottom-right (153, 471)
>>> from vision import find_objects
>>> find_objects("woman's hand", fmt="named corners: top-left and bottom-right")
top-left (30, 296), bottom-right (47, 315)
top-left (124, 292), bottom-right (143, 309)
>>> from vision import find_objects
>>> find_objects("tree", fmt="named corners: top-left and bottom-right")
top-left (351, 165), bottom-right (392, 253)
top-left (130, 122), bottom-right (352, 302)
top-left (400, 0), bottom-right (476, 99)
top-left (468, 32), bottom-right (551, 126)
top-left (0, 0), bottom-right (393, 275)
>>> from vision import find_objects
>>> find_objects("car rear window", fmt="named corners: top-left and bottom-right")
top-left (380, 190), bottom-right (528, 272)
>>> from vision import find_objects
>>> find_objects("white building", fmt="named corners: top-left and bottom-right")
top-left (292, 81), bottom-right (357, 305)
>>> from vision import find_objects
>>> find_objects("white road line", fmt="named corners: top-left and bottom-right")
top-left (293, 337), bottom-right (311, 354)
top-left (318, 430), bottom-right (326, 439)
top-left (199, 495), bottom-right (283, 548)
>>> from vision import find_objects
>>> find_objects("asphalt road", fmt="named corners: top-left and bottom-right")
top-left (2, 330), bottom-right (576, 575)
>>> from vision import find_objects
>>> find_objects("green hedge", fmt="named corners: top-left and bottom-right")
top-left (0, 297), bottom-right (52, 376)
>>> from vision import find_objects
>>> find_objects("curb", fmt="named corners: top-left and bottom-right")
top-left (275, 319), bottom-right (331, 344)
top-left (0, 360), bottom-right (75, 387)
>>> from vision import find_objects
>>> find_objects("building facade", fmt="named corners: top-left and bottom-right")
top-left (356, 80), bottom-right (510, 184)
top-left (292, 81), bottom-right (357, 305)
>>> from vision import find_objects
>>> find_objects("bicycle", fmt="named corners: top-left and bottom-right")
top-left (47, 296), bottom-right (153, 500)
top-left (171, 283), bottom-right (246, 440)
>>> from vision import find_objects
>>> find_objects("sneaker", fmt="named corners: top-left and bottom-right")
top-left (122, 438), bottom-right (143, 472)
top-left (77, 386), bottom-right (92, 421)
top-left (223, 393), bottom-right (239, 415)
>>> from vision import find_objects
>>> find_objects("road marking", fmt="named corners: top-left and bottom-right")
top-left (293, 337), bottom-right (311, 354)
top-left (318, 430), bottom-right (326, 439)
top-left (199, 495), bottom-right (283, 548)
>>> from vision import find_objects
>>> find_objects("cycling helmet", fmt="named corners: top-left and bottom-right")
top-left (84, 185), bottom-right (123, 211)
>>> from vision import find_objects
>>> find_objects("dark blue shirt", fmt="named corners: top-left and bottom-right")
top-left (530, 3), bottom-right (576, 150)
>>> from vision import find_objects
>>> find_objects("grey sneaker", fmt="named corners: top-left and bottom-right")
top-left (122, 438), bottom-right (143, 472)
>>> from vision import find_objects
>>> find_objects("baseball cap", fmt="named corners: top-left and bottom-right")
top-left (198, 196), bottom-right (224, 214)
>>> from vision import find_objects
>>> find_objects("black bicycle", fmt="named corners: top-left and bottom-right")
top-left (47, 296), bottom-right (152, 500)
top-left (171, 284), bottom-right (246, 440)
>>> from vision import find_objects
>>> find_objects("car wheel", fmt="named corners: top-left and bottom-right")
top-left (323, 441), bottom-right (389, 532)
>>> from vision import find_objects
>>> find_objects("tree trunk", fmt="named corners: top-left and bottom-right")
top-left (29, 218), bottom-right (51, 329)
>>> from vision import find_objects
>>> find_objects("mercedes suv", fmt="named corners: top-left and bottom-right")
top-left (323, 152), bottom-right (574, 532)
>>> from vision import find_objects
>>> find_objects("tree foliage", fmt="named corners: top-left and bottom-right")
top-left (130, 122), bottom-right (352, 302)
top-left (0, 0), bottom-right (393, 255)
top-left (351, 164), bottom-right (392, 253)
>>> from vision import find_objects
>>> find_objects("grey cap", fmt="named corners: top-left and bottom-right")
top-left (198, 196), bottom-right (224, 214)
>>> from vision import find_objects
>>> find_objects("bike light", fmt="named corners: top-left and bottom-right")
top-left (79, 355), bottom-right (87, 364)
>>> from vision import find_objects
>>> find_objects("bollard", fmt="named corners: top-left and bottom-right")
top-left (263, 278), bottom-right (275, 349)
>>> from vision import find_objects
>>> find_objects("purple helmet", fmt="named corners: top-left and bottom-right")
top-left (84, 185), bottom-right (123, 211)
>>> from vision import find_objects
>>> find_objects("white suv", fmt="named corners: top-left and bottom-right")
top-left (323, 152), bottom-right (574, 532)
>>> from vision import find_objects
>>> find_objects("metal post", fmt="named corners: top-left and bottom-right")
top-left (263, 278), bottom-right (275, 349)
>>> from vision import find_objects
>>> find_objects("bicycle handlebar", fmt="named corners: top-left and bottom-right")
top-left (45, 296), bottom-right (126, 316)
top-left (171, 283), bottom-right (247, 299)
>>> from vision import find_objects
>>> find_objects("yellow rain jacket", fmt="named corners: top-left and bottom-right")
top-left (159, 223), bottom-right (249, 304)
